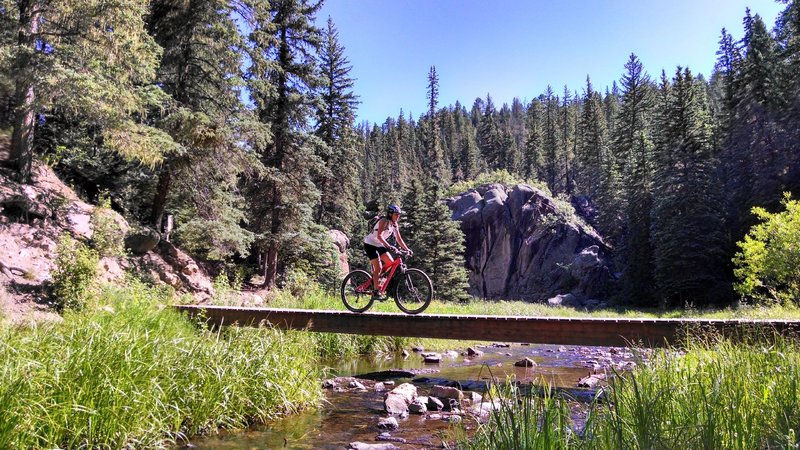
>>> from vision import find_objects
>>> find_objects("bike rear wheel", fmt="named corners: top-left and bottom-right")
top-left (341, 269), bottom-right (375, 313)
top-left (394, 268), bottom-right (433, 314)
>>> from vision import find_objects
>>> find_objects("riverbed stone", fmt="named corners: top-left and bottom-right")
top-left (376, 417), bottom-right (399, 431)
top-left (409, 399), bottom-right (428, 414)
top-left (375, 382), bottom-right (387, 392)
top-left (514, 357), bottom-right (537, 367)
top-left (469, 400), bottom-right (503, 422)
top-left (445, 415), bottom-right (462, 424)
top-left (349, 442), bottom-right (400, 450)
top-left (427, 396), bottom-right (444, 411)
top-left (349, 380), bottom-right (367, 390)
top-left (464, 391), bottom-right (483, 405)
top-left (466, 347), bottom-right (484, 357)
top-left (577, 373), bottom-right (606, 388)
top-left (431, 385), bottom-right (464, 402)
top-left (376, 433), bottom-right (407, 443)
top-left (384, 383), bottom-right (417, 415)
top-left (423, 354), bottom-right (441, 363)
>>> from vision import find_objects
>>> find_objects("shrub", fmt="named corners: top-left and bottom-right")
top-left (90, 194), bottom-right (126, 257)
top-left (733, 193), bottom-right (800, 304)
top-left (51, 234), bottom-right (99, 310)
top-left (445, 169), bottom-right (551, 197)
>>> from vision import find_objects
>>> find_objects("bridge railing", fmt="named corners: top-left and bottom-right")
top-left (172, 305), bottom-right (800, 348)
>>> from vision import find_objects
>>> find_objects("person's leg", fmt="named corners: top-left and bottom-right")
top-left (379, 251), bottom-right (394, 269)
top-left (370, 257), bottom-right (382, 291)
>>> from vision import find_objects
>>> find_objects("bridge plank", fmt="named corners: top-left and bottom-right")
top-left (172, 306), bottom-right (800, 347)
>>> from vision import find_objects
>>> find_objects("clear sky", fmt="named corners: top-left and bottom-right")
top-left (317, 0), bottom-right (786, 125)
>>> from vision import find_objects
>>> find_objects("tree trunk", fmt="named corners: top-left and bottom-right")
top-left (151, 167), bottom-right (172, 229)
top-left (9, 1), bottom-right (40, 184)
top-left (261, 185), bottom-right (282, 289)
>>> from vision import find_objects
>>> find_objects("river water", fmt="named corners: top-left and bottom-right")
top-left (185, 343), bottom-right (635, 449)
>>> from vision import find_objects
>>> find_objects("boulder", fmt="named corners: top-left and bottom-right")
top-left (431, 385), bottom-right (463, 402)
top-left (466, 347), bottom-right (484, 357)
top-left (384, 383), bottom-right (417, 415)
top-left (448, 183), bottom-right (612, 301)
top-left (124, 228), bottom-right (160, 255)
top-left (514, 357), bottom-right (537, 367)
top-left (426, 396), bottom-right (444, 411)
top-left (376, 417), bottom-right (399, 431)
top-left (408, 399), bottom-right (427, 414)
top-left (547, 293), bottom-right (580, 307)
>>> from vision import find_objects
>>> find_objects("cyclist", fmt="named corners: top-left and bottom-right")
top-left (363, 204), bottom-right (412, 300)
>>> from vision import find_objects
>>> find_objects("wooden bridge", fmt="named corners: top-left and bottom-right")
top-left (173, 305), bottom-right (800, 348)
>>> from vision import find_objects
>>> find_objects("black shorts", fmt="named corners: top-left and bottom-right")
top-left (363, 243), bottom-right (389, 260)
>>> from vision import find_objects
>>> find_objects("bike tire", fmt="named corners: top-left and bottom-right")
top-left (341, 269), bottom-right (375, 313)
top-left (394, 268), bottom-right (433, 314)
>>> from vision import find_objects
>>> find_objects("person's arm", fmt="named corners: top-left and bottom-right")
top-left (394, 226), bottom-right (410, 252)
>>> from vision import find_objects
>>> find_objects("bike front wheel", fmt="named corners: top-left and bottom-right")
top-left (341, 269), bottom-right (375, 313)
top-left (394, 268), bottom-right (433, 314)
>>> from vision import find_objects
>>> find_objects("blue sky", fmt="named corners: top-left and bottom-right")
top-left (317, 0), bottom-right (786, 125)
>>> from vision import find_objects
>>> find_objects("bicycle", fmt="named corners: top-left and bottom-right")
top-left (340, 250), bottom-right (433, 314)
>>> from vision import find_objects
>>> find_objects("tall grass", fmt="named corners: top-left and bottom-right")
top-left (458, 334), bottom-right (800, 449)
top-left (0, 281), bottom-right (324, 449)
top-left (454, 382), bottom-right (581, 450)
top-left (590, 335), bottom-right (800, 449)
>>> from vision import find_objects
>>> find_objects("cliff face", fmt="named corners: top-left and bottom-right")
top-left (448, 183), bottom-right (613, 303)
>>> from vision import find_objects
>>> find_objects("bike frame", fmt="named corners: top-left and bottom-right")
top-left (356, 256), bottom-right (405, 294)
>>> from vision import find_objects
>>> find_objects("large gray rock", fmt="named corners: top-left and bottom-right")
top-left (124, 228), bottom-right (160, 255)
top-left (448, 184), bottom-right (612, 302)
top-left (384, 383), bottom-right (417, 415)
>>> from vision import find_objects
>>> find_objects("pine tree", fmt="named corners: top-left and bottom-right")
top-left (4, 0), bottom-right (166, 183)
top-left (247, 0), bottom-right (325, 288)
top-left (477, 94), bottom-right (503, 170)
top-left (139, 0), bottom-right (260, 261)
top-left (611, 54), bottom-right (656, 304)
top-left (560, 86), bottom-right (575, 195)
top-left (315, 17), bottom-right (360, 233)
top-left (651, 68), bottom-right (728, 306)
top-left (523, 98), bottom-right (543, 181)
top-left (402, 178), bottom-right (470, 302)
top-left (424, 66), bottom-right (446, 181)
top-left (542, 86), bottom-right (560, 193)
top-left (575, 76), bottom-right (608, 199)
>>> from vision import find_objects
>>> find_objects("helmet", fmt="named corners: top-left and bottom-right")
top-left (387, 204), bottom-right (404, 215)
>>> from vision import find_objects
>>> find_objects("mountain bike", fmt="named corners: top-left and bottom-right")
top-left (340, 250), bottom-right (433, 314)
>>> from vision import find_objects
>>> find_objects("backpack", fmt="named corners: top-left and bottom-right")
top-left (367, 214), bottom-right (381, 231)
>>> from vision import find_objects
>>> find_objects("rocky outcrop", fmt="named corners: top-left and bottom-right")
top-left (448, 183), bottom-right (613, 303)
top-left (0, 162), bottom-right (217, 321)
top-left (329, 229), bottom-right (350, 275)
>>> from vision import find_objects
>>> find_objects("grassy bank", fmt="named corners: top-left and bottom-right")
top-left (456, 334), bottom-right (800, 449)
top-left (0, 282), bottom-right (324, 449)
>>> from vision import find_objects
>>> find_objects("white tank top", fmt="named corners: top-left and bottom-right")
top-left (363, 218), bottom-right (397, 247)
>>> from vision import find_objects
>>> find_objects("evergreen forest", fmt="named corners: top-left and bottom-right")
top-left (2, 0), bottom-right (799, 308)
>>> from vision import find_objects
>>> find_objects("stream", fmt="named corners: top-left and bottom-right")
top-left (184, 343), bottom-right (640, 449)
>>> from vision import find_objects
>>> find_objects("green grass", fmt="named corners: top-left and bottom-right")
top-left (0, 281), bottom-right (324, 449)
top-left (456, 334), bottom-right (800, 449)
